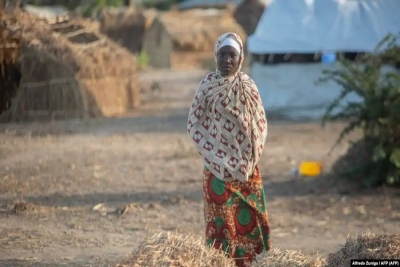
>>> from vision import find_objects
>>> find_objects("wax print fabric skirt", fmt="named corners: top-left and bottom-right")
top-left (203, 166), bottom-right (271, 267)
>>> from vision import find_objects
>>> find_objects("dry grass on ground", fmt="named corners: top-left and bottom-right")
top-left (114, 232), bottom-right (236, 267)
top-left (253, 248), bottom-right (326, 267)
top-left (328, 232), bottom-right (400, 267)
top-left (115, 232), bottom-right (400, 267)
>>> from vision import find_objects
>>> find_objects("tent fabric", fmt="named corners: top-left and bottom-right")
top-left (251, 62), bottom-right (396, 120)
top-left (251, 62), bottom-right (360, 120)
top-left (248, 0), bottom-right (400, 54)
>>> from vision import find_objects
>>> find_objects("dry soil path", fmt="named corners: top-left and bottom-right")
top-left (0, 69), bottom-right (399, 266)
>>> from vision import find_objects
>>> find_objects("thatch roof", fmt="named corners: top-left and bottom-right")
top-left (155, 9), bottom-right (246, 52)
top-left (234, 0), bottom-right (267, 36)
top-left (97, 7), bottom-right (158, 54)
top-left (98, 7), bottom-right (157, 30)
top-left (178, 0), bottom-right (242, 10)
top-left (23, 4), bottom-right (70, 24)
top-left (143, 8), bottom-right (158, 29)
top-left (0, 10), bottom-right (139, 122)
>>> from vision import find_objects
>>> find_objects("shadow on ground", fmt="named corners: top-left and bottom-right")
top-left (0, 174), bottom-right (371, 208)
top-left (0, 107), bottom-right (327, 138)
top-left (0, 107), bottom-right (190, 137)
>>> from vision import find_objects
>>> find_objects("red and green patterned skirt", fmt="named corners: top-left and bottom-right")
top-left (203, 166), bottom-right (271, 267)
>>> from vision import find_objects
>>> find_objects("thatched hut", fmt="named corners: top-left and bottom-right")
top-left (0, 11), bottom-right (140, 122)
top-left (22, 4), bottom-right (70, 24)
top-left (0, 16), bottom-right (22, 118)
top-left (142, 9), bottom-right (246, 69)
top-left (177, 0), bottom-right (243, 10)
top-left (98, 7), bottom-right (152, 54)
top-left (234, 0), bottom-right (268, 36)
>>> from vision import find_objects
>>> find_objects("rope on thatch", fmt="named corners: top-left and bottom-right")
top-left (62, 28), bottom-right (95, 39)
top-left (73, 39), bottom-right (106, 52)
top-left (21, 77), bottom-right (76, 88)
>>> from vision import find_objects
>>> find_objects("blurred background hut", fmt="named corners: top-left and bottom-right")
top-left (98, 7), bottom-right (157, 54)
top-left (177, 0), bottom-right (242, 10)
top-left (142, 9), bottom-right (246, 69)
top-left (0, 9), bottom-right (140, 122)
top-left (233, 0), bottom-right (268, 36)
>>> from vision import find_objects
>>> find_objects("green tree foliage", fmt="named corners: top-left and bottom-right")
top-left (137, 49), bottom-right (149, 69)
top-left (141, 0), bottom-right (185, 10)
top-left (318, 32), bottom-right (400, 188)
top-left (77, 0), bottom-right (124, 17)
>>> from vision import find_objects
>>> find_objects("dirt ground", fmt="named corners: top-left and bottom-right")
top-left (0, 69), bottom-right (399, 267)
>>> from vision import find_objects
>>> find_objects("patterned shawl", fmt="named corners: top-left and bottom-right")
top-left (187, 33), bottom-right (267, 182)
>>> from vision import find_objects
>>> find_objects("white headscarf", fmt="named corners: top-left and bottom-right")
top-left (187, 33), bottom-right (268, 182)
top-left (219, 36), bottom-right (241, 54)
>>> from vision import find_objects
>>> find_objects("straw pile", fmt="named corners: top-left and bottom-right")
top-left (114, 232), bottom-right (325, 267)
top-left (114, 232), bottom-right (236, 267)
top-left (234, 0), bottom-right (267, 36)
top-left (157, 9), bottom-right (246, 52)
top-left (0, 10), bottom-right (139, 121)
top-left (115, 231), bottom-right (400, 267)
top-left (252, 248), bottom-right (326, 267)
top-left (327, 232), bottom-right (400, 267)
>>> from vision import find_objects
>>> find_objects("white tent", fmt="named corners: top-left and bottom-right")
top-left (248, 0), bottom-right (400, 120)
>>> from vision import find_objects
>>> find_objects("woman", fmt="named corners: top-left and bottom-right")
top-left (187, 33), bottom-right (270, 267)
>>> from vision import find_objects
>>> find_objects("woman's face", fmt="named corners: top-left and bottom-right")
top-left (217, 45), bottom-right (240, 76)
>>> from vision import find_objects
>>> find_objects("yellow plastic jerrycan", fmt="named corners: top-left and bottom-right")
top-left (299, 161), bottom-right (323, 177)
